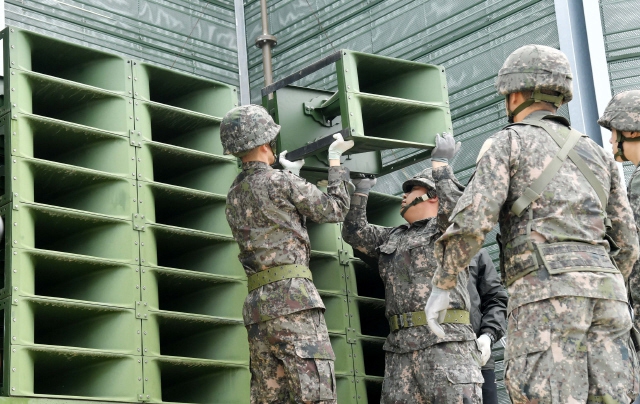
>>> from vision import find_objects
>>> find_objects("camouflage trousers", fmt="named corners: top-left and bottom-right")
top-left (246, 309), bottom-right (336, 403)
top-left (381, 340), bottom-right (484, 404)
top-left (505, 297), bottom-right (640, 404)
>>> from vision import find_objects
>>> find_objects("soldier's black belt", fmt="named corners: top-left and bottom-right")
top-left (389, 309), bottom-right (470, 332)
top-left (247, 264), bottom-right (312, 292)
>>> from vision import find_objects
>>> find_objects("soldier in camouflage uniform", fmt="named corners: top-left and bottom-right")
top-left (426, 44), bottom-right (640, 403)
top-left (598, 90), bottom-right (640, 338)
top-left (221, 105), bottom-right (354, 403)
top-left (342, 132), bottom-right (484, 403)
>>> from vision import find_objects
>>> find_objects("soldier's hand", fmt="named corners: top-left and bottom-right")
top-left (477, 334), bottom-right (492, 366)
top-left (328, 133), bottom-right (355, 160)
top-left (279, 151), bottom-right (305, 176)
top-left (352, 175), bottom-right (376, 196)
top-left (424, 286), bottom-right (450, 338)
top-left (431, 132), bottom-right (461, 163)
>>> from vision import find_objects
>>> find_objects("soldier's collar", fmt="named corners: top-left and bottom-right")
top-left (522, 110), bottom-right (571, 127)
top-left (241, 161), bottom-right (272, 173)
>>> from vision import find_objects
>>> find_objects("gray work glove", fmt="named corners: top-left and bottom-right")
top-left (352, 175), bottom-right (377, 195)
top-left (328, 133), bottom-right (355, 160)
top-left (431, 132), bottom-right (461, 163)
top-left (425, 286), bottom-right (451, 338)
top-left (279, 150), bottom-right (305, 176)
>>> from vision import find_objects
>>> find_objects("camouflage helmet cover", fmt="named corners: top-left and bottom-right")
top-left (495, 44), bottom-right (573, 103)
top-left (402, 167), bottom-right (435, 195)
top-left (597, 90), bottom-right (640, 132)
top-left (220, 104), bottom-right (280, 156)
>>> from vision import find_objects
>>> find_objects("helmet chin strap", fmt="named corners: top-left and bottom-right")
top-left (506, 90), bottom-right (564, 123)
top-left (614, 129), bottom-right (640, 162)
top-left (400, 190), bottom-right (436, 218)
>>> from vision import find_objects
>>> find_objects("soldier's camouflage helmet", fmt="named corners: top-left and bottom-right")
top-left (496, 44), bottom-right (573, 104)
top-left (220, 104), bottom-right (280, 156)
top-left (402, 167), bottom-right (436, 197)
top-left (598, 90), bottom-right (640, 132)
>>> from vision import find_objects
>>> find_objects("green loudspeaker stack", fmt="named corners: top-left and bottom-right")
top-left (262, 50), bottom-right (452, 179)
top-left (0, 26), bottom-right (247, 403)
top-left (305, 192), bottom-right (403, 403)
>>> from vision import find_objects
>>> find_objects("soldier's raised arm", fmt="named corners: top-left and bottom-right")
top-left (341, 176), bottom-right (391, 259)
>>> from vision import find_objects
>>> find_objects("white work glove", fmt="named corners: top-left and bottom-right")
top-left (424, 286), bottom-right (451, 338)
top-left (279, 150), bottom-right (305, 176)
top-left (328, 133), bottom-right (355, 160)
top-left (477, 334), bottom-right (492, 366)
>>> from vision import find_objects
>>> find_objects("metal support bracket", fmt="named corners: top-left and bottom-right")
top-left (303, 93), bottom-right (341, 127)
top-left (135, 301), bottom-right (149, 320)
top-left (284, 129), bottom-right (350, 162)
top-left (138, 393), bottom-right (150, 402)
top-left (133, 214), bottom-right (146, 231)
top-left (129, 130), bottom-right (142, 147)
top-left (339, 249), bottom-right (350, 265)
top-left (346, 327), bottom-right (358, 344)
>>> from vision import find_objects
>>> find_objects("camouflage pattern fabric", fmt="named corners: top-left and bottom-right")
top-left (432, 109), bottom-right (639, 402)
top-left (504, 297), bottom-right (639, 403)
top-left (225, 161), bottom-right (352, 324)
top-left (598, 90), bottom-right (640, 132)
top-left (342, 165), bottom-right (477, 353)
top-left (495, 44), bottom-right (573, 102)
top-left (220, 104), bottom-right (281, 156)
top-left (246, 309), bottom-right (336, 403)
top-left (628, 165), bottom-right (640, 333)
top-left (381, 340), bottom-right (484, 403)
top-left (433, 111), bottom-right (637, 313)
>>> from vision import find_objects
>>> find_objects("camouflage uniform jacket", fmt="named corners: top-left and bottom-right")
top-left (433, 111), bottom-right (639, 314)
top-left (627, 164), bottom-right (640, 330)
top-left (342, 165), bottom-right (476, 353)
top-left (226, 161), bottom-right (352, 325)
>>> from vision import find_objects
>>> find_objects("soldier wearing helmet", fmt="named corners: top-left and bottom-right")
top-left (426, 45), bottom-right (640, 403)
top-left (222, 104), bottom-right (354, 403)
top-left (342, 133), bottom-right (488, 403)
top-left (599, 90), bottom-right (640, 339)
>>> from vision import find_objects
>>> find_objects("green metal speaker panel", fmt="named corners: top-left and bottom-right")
top-left (131, 62), bottom-right (237, 118)
top-left (3, 69), bottom-right (133, 135)
top-left (3, 345), bottom-right (143, 401)
top-left (263, 50), bottom-right (452, 176)
top-left (2, 249), bottom-right (139, 307)
top-left (142, 357), bottom-right (250, 404)
top-left (0, 26), bottom-right (132, 97)
top-left (1, 203), bottom-right (139, 264)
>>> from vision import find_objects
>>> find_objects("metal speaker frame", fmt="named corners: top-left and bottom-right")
top-left (262, 50), bottom-right (453, 177)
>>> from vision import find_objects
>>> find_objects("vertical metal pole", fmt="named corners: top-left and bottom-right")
top-left (255, 0), bottom-right (277, 96)
top-left (583, 0), bottom-right (613, 151)
top-left (0, 0), bottom-right (5, 77)
top-left (234, 0), bottom-right (250, 105)
top-left (554, 0), bottom-right (602, 144)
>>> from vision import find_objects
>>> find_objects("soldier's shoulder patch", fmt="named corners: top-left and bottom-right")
top-left (476, 138), bottom-right (494, 164)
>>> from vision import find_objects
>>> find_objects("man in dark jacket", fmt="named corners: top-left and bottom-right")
top-left (467, 249), bottom-right (508, 404)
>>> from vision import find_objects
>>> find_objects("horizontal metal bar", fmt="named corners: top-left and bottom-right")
top-left (284, 129), bottom-right (350, 162)
top-left (261, 50), bottom-right (343, 97)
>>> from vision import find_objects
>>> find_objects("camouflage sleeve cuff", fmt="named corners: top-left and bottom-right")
top-left (350, 194), bottom-right (369, 209)
top-left (431, 164), bottom-right (454, 181)
top-left (328, 166), bottom-right (351, 183)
